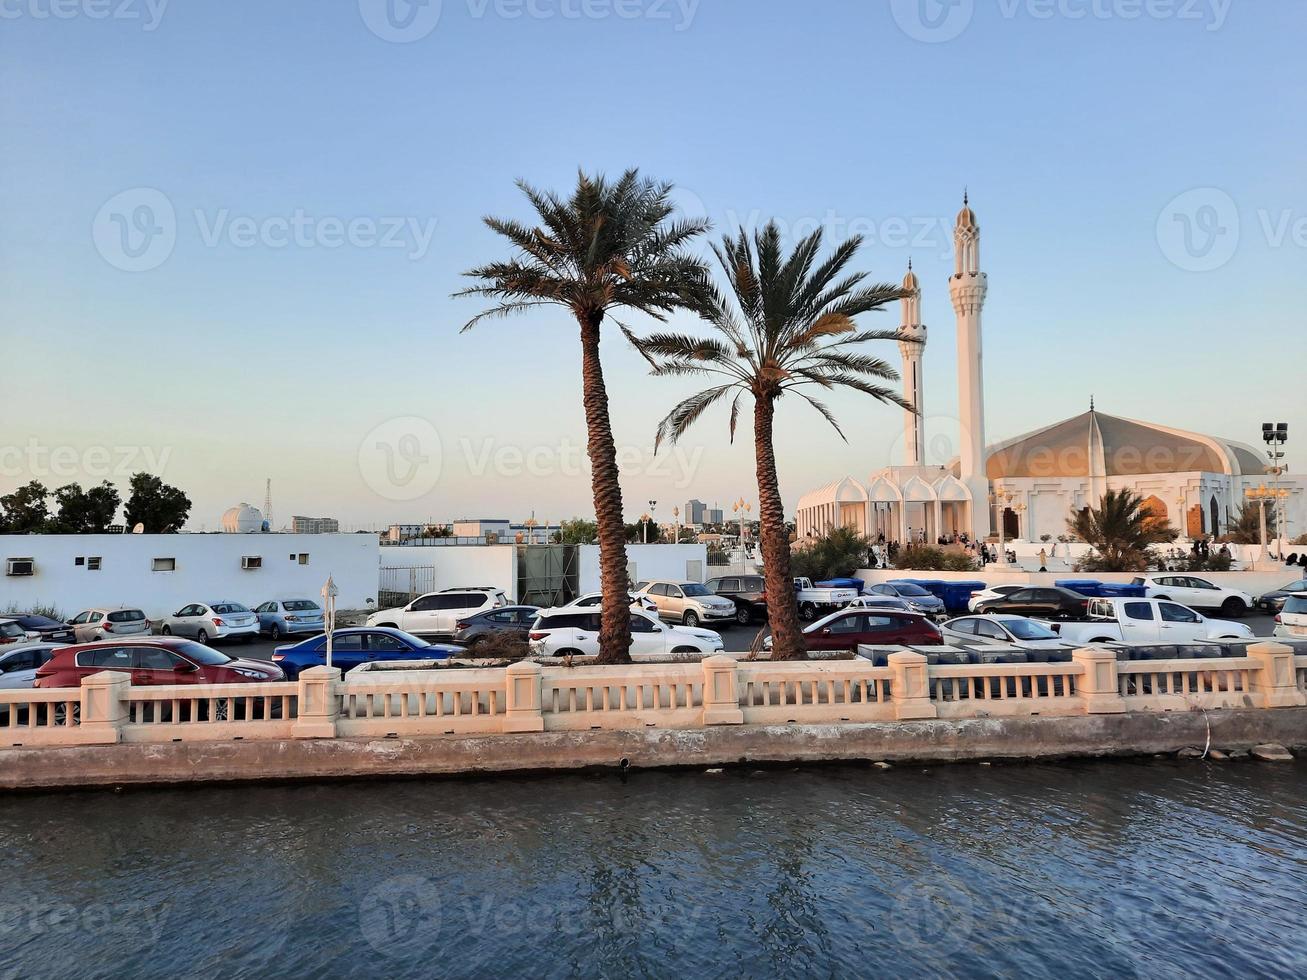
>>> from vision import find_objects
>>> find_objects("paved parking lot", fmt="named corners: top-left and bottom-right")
top-left (228, 614), bottom-right (1279, 665)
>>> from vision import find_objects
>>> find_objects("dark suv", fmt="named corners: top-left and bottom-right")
top-left (704, 574), bottom-right (768, 625)
top-left (973, 587), bottom-right (1090, 620)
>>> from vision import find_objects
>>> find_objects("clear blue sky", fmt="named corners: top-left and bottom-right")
top-left (2, 0), bottom-right (1303, 529)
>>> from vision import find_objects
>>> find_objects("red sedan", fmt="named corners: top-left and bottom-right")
top-left (766, 608), bottom-right (943, 652)
top-left (34, 637), bottom-right (284, 688)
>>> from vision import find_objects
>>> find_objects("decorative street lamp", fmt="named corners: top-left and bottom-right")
top-left (672, 506), bottom-right (680, 545)
top-left (1263, 422), bottom-right (1289, 559)
top-left (320, 575), bottom-right (339, 670)
top-left (1245, 483), bottom-right (1289, 565)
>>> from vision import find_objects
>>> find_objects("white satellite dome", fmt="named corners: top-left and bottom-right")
top-left (221, 503), bottom-right (264, 533)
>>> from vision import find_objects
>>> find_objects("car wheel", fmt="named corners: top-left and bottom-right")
top-left (161, 625), bottom-right (172, 636)
top-left (1220, 597), bottom-right (1246, 618)
top-left (799, 602), bottom-right (817, 622)
top-left (269, 624), bottom-right (282, 640)
top-left (735, 606), bottom-right (751, 626)
top-left (196, 629), bottom-right (208, 645)
top-left (683, 610), bottom-right (700, 628)
top-left (53, 701), bottom-right (81, 726)
top-left (671, 646), bottom-right (699, 654)
top-left (200, 698), bottom-right (230, 722)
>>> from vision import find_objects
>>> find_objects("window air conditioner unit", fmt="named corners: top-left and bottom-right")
top-left (6, 558), bottom-right (35, 577)
top-left (241, 556), bottom-right (263, 570)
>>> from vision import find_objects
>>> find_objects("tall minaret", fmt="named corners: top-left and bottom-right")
top-left (950, 191), bottom-right (990, 539)
top-left (898, 259), bottom-right (927, 467)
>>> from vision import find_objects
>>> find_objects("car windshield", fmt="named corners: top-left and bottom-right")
top-left (681, 584), bottom-right (712, 597)
top-left (212, 603), bottom-right (250, 614)
top-left (284, 600), bottom-right (321, 612)
top-left (382, 630), bottom-right (430, 648)
top-left (894, 584), bottom-right (931, 597)
top-left (0, 622), bottom-right (24, 639)
top-left (1283, 596), bottom-right (1307, 615)
top-left (171, 641), bottom-right (234, 666)
top-left (108, 610), bottom-right (145, 622)
top-left (20, 615), bottom-right (62, 628)
top-left (1006, 621), bottom-right (1059, 640)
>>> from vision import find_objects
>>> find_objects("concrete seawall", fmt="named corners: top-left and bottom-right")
top-left (5, 708), bottom-right (1304, 792)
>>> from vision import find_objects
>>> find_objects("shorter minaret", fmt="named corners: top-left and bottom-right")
top-left (898, 259), bottom-right (927, 467)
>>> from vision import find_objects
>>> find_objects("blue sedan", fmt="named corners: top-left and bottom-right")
top-left (272, 628), bottom-right (463, 679)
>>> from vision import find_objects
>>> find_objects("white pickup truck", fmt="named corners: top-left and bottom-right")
top-left (1041, 597), bottom-right (1254, 646)
top-left (793, 578), bottom-right (860, 622)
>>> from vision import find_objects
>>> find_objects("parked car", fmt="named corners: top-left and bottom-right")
top-left (255, 599), bottom-right (325, 639)
top-left (704, 575), bottom-right (769, 625)
top-left (0, 618), bottom-right (38, 649)
top-left (1043, 598), bottom-right (1253, 645)
top-left (967, 585), bottom-right (1025, 613)
top-left (973, 587), bottom-right (1090, 621)
top-left (453, 606), bottom-right (542, 647)
top-left (763, 608), bottom-right (942, 653)
top-left (864, 582), bottom-right (947, 618)
top-left (553, 592), bottom-right (658, 614)
top-left (792, 578), bottom-right (860, 622)
top-left (367, 588), bottom-right (509, 637)
top-left (1132, 575), bottom-right (1254, 617)
top-left (941, 615), bottom-right (1070, 650)
top-left (1256, 578), bottom-right (1307, 614)
top-left (67, 607), bottom-right (150, 643)
top-left (161, 601), bottom-right (259, 644)
top-left (2, 613), bottom-right (75, 644)
top-left (0, 643), bottom-right (65, 720)
top-left (1273, 593), bottom-right (1307, 640)
top-left (636, 581), bottom-right (737, 628)
top-left (272, 628), bottom-right (463, 679)
top-left (528, 610), bottom-right (724, 658)
top-left (847, 595), bottom-right (914, 612)
top-left (34, 637), bottom-right (284, 689)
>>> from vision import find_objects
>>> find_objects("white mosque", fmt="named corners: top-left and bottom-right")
top-left (795, 196), bottom-right (1305, 547)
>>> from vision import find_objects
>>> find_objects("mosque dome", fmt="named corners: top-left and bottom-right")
top-left (221, 503), bottom-right (264, 533)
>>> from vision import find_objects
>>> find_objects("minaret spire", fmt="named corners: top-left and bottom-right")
top-left (950, 192), bottom-right (990, 542)
top-left (898, 258), bottom-right (927, 467)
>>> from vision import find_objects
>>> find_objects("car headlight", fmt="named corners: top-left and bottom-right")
top-left (233, 668), bottom-right (265, 679)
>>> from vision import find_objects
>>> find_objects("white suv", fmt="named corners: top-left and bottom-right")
top-left (527, 609), bottom-right (725, 658)
top-left (368, 588), bottom-right (508, 637)
top-left (551, 591), bottom-right (659, 615)
top-left (1133, 576), bottom-right (1253, 617)
top-left (1274, 593), bottom-right (1307, 640)
top-left (636, 581), bottom-right (737, 628)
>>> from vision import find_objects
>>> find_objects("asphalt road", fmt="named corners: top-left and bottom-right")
top-left (227, 614), bottom-right (1279, 664)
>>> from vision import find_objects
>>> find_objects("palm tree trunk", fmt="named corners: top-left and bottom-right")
top-left (579, 311), bottom-right (633, 665)
top-left (753, 395), bottom-right (805, 660)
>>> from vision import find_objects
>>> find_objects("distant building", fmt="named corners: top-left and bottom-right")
top-left (707, 507), bottom-right (723, 524)
top-left (683, 499), bottom-right (707, 525)
top-left (291, 516), bottom-right (340, 534)
top-left (221, 503), bottom-right (264, 533)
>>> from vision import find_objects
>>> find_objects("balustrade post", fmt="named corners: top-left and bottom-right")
top-left (1247, 642), bottom-right (1307, 709)
top-left (1071, 648), bottom-right (1126, 714)
top-left (701, 656), bottom-right (743, 726)
top-left (292, 665), bottom-right (341, 738)
top-left (78, 671), bottom-right (129, 744)
top-left (887, 651), bottom-right (936, 720)
top-left (504, 661), bottom-right (545, 732)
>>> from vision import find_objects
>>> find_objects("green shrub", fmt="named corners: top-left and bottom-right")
top-left (893, 546), bottom-right (979, 572)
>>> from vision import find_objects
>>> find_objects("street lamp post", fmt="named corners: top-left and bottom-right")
top-left (672, 506), bottom-right (680, 545)
top-left (1263, 422), bottom-right (1289, 560)
top-left (320, 575), bottom-right (339, 670)
top-left (732, 498), bottom-right (752, 569)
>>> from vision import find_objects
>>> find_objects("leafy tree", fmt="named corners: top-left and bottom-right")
top-left (1068, 489), bottom-right (1178, 572)
top-left (554, 518), bottom-right (598, 545)
top-left (791, 526), bottom-right (873, 580)
top-left (624, 520), bottom-right (664, 544)
top-left (631, 223), bottom-right (908, 660)
top-left (893, 545), bottom-right (980, 572)
top-left (0, 481), bottom-right (51, 533)
top-left (458, 170), bottom-right (712, 664)
top-left (123, 473), bottom-right (191, 533)
top-left (47, 481), bottom-right (121, 533)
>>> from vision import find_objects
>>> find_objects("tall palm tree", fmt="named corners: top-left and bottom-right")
top-left (628, 223), bottom-right (910, 660)
top-left (1068, 489), bottom-right (1178, 571)
top-left (457, 170), bottom-right (711, 664)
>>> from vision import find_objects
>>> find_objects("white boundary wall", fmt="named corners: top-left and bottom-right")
top-left (580, 544), bottom-right (709, 591)
top-left (379, 545), bottom-right (518, 596)
top-left (856, 566), bottom-right (1298, 598)
top-left (0, 534), bottom-right (379, 619)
